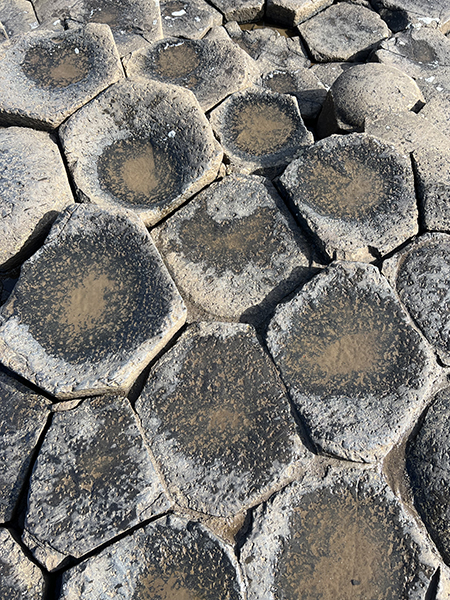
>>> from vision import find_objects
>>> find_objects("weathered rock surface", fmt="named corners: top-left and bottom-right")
top-left (420, 93), bottom-right (450, 138)
top-left (371, 0), bottom-right (450, 33)
top-left (383, 233), bottom-right (450, 365)
top-left (0, 0), bottom-right (38, 39)
top-left (208, 0), bottom-right (264, 22)
top-left (299, 3), bottom-right (390, 62)
top-left (60, 78), bottom-right (222, 226)
top-left (136, 322), bottom-right (311, 517)
top-left (123, 36), bottom-right (257, 111)
top-left (152, 174), bottom-right (319, 323)
top-left (22, 394), bottom-right (170, 571)
top-left (59, 515), bottom-right (245, 599)
top-left (161, 0), bottom-right (223, 39)
top-left (278, 133), bottom-right (418, 261)
top-left (266, 0), bottom-right (333, 27)
top-left (210, 87), bottom-right (313, 176)
top-left (317, 63), bottom-right (424, 137)
top-left (0, 24), bottom-right (123, 129)
top-left (0, 370), bottom-right (51, 523)
top-left (0, 528), bottom-right (45, 600)
top-left (241, 466), bottom-right (445, 599)
top-left (311, 59), bottom-right (363, 89)
top-left (0, 204), bottom-right (186, 399)
top-left (266, 261), bottom-right (439, 462)
top-left (0, 127), bottom-right (73, 270)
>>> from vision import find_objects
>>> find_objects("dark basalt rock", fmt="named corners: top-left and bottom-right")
top-left (0, 528), bottom-right (45, 600)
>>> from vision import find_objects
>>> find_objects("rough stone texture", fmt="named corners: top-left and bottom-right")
top-left (371, 0), bottom-right (450, 33)
top-left (0, 370), bottom-right (51, 523)
top-left (0, 22), bottom-right (8, 43)
top-left (0, 0), bottom-right (39, 39)
top-left (0, 127), bottom-right (74, 271)
top-left (311, 60), bottom-right (363, 89)
top-left (383, 233), bottom-right (450, 366)
top-left (0, 528), bottom-right (45, 600)
top-left (123, 36), bottom-right (257, 112)
top-left (59, 515), bottom-right (245, 599)
top-left (266, 261), bottom-right (440, 462)
top-left (266, 0), bottom-right (333, 27)
top-left (136, 322), bottom-right (311, 517)
top-left (60, 78), bottom-right (223, 226)
top-left (278, 133), bottom-right (419, 262)
top-left (161, 0), bottom-right (223, 39)
top-left (299, 3), bottom-right (390, 62)
top-left (208, 0), bottom-right (264, 22)
top-left (0, 24), bottom-right (124, 130)
top-left (0, 204), bottom-right (186, 399)
top-left (152, 174), bottom-right (319, 323)
top-left (22, 395), bottom-right (170, 571)
top-left (241, 466), bottom-right (445, 599)
top-left (420, 94), bottom-right (450, 138)
top-left (317, 63), bottom-right (425, 137)
top-left (209, 87), bottom-right (313, 176)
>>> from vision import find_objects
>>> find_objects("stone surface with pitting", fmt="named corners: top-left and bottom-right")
top-left (22, 394), bottom-right (170, 572)
top-left (0, 204), bottom-right (186, 399)
top-left (0, 528), bottom-right (45, 600)
top-left (0, 0), bottom-right (38, 39)
top-left (278, 133), bottom-right (418, 262)
top-left (311, 60), bottom-right (363, 89)
top-left (317, 63), bottom-right (424, 137)
top-left (160, 0), bottom-right (223, 39)
top-left (0, 369), bottom-right (51, 523)
top-left (383, 233), bottom-right (450, 366)
top-left (266, 0), bottom-right (333, 27)
top-left (0, 24), bottom-right (123, 130)
top-left (59, 515), bottom-right (245, 599)
top-left (298, 3), bottom-right (390, 62)
top-left (210, 87), bottom-right (313, 176)
top-left (0, 127), bottom-right (74, 270)
top-left (371, 0), bottom-right (450, 32)
top-left (241, 465), bottom-right (445, 600)
top-left (60, 78), bottom-right (222, 226)
top-left (208, 0), bottom-right (264, 23)
top-left (152, 174), bottom-right (319, 323)
top-left (136, 322), bottom-right (311, 517)
top-left (266, 261), bottom-right (439, 462)
top-left (123, 36), bottom-right (257, 112)
top-left (420, 94), bottom-right (450, 138)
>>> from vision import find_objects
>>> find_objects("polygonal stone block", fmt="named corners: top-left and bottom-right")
top-left (383, 233), bottom-right (450, 366)
top-left (0, 24), bottom-right (124, 129)
top-left (59, 515), bottom-right (245, 599)
top-left (136, 322), bottom-right (312, 517)
top-left (412, 149), bottom-right (450, 232)
top-left (0, 369), bottom-right (51, 523)
top-left (0, 126), bottom-right (74, 270)
top-left (209, 0), bottom-right (264, 23)
top-left (266, 0), bottom-right (333, 27)
top-left (152, 174), bottom-right (319, 323)
top-left (420, 94), bottom-right (450, 139)
top-left (22, 394), bottom-right (171, 571)
top-left (60, 78), bottom-right (223, 226)
top-left (209, 88), bottom-right (313, 176)
top-left (266, 261), bottom-right (440, 462)
top-left (371, 0), bottom-right (450, 33)
top-left (311, 60), bottom-right (363, 89)
top-left (0, 529), bottom-right (45, 600)
top-left (0, 0), bottom-right (39, 40)
top-left (0, 204), bottom-right (186, 399)
top-left (123, 36), bottom-right (257, 112)
top-left (241, 466), bottom-right (445, 599)
top-left (278, 133), bottom-right (418, 262)
top-left (161, 0), bottom-right (223, 39)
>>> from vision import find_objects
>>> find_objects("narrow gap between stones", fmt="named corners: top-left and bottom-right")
top-left (425, 567), bottom-right (441, 600)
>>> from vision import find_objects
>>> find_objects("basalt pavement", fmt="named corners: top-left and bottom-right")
top-left (2, 0), bottom-right (450, 598)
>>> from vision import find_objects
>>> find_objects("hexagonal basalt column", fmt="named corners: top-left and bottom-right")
top-left (59, 515), bottom-right (245, 599)
top-left (0, 529), bottom-right (45, 600)
top-left (22, 395), bottom-right (171, 571)
top-left (266, 261), bottom-right (440, 462)
top-left (0, 24), bottom-right (123, 129)
top-left (136, 322), bottom-right (312, 518)
top-left (160, 0), bottom-right (222, 39)
top-left (0, 204), bottom-right (186, 399)
top-left (60, 78), bottom-right (223, 226)
top-left (278, 133), bottom-right (418, 262)
top-left (209, 87), bottom-right (313, 176)
top-left (241, 467), bottom-right (445, 599)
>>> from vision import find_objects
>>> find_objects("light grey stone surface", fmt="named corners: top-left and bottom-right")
top-left (299, 3), bottom-right (390, 62)
top-left (0, 127), bottom-right (74, 270)
top-left (278, 133), bottom-right (418, 261)
top-left (412, 148), bottom-right (450, 232)
top-left (0, 528), bottom-right (45, 600)
top-left (124, 36), bottom-right (257, 111)
top-left (371, 0), bottom-right (450, 33)
top-left (311, 60), bottom-right (363, 89)
top-left (152, 173), bottom-right (320, 323)
top-left (0, 24), bottom-right (124, 129)
top-left (419, 93), bottom-right (450, 138)
top-left (59, 515), bottom-right (246, 599)
top-left (210, 87), bottom-right (313, 176)
top-left (161, 0), bottom-right (222, 39)
top-left (0, 370), bottom-right (51, 523)
top-left (0, 0), bottom-right (38, 39)
top-left (266, 0), bottom-right (333, 27)
top-left (136, 322), bottom-right (312, 517)
top-left (266, 261), bottom-right (440, 462)
top-left (60, 78), bottom-right (223, 226)
top-left (0, 204), bottom-right (186, 399)
top-left (22, 394), bottom-right (170, 571)
top-left (208, 0), bottom-right (264, 22)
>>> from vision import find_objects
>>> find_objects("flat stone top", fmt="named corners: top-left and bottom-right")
top-left (373, 0), bottom-right (450, 32)
top-left (160, 0), bottom-right (222, 39)
top-left (0, 528), bottom-right (45, 600)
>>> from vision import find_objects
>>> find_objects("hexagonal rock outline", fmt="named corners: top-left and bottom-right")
top-left (0, 204), bottom-right (187, 399)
